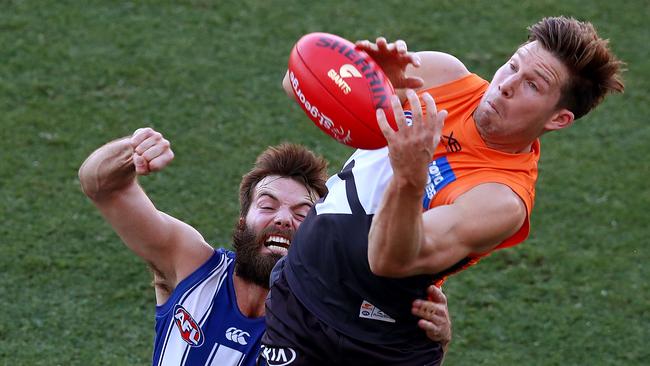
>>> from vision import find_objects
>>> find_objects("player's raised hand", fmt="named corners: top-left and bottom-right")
top-left (376, 90), bottom-right (446, 188)
top-left (355, 37), bottom-right (424, 90)
top-left (129, 128), bottom-right (174, 175)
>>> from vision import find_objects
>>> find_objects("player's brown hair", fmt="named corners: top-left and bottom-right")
top-left (239, 144), bottom-right (328, 217)
top-left (527, 16), bottom-right (625, 119)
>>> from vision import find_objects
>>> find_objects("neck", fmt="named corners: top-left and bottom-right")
top-left (482, 137), bottom-right (533, 154)
top-left (233, 272), bottom-right (268, 318)
top-left (473, 114), bottom-right (534, 154)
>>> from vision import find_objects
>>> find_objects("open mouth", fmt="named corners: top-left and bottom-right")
top-left (264, 235), bottom-right (291, 255)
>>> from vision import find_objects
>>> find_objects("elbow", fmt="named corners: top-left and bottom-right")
top-left (368, 253), bottom-right (409, 278)
top-left (368, 259), bottom-right (391, 277)
top-left (78, 163), bottom-right (99, 200)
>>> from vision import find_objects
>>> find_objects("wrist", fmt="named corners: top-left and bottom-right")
top-left (391, 175), bottom-right (426, 197)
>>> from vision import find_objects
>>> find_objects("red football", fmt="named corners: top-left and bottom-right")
top-left (287, 32), bottom-right (397, 149)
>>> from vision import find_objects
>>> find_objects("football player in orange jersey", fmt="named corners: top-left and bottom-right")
top-left (263, 16), bottom-right (624, 365)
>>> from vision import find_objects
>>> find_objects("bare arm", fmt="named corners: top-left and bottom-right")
top-left (368, 91), bottom-right (525, 277)
top-left (78, 128), bottom-right (214, 300)
top-left (402, 51), bottom-right (469, 94)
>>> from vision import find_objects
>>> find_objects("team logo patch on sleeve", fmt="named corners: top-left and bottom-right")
top-left (422, 156), bottom-right (456, 209)
top-left (173, 304), bottom-right (204, 347)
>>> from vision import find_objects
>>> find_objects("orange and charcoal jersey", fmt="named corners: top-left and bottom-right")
top-left (404, 73), bottom-right (540, 286)
top-left (281, 72), bottom-right (540, 345)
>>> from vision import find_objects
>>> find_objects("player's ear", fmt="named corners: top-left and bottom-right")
top-left (544, 108), bottom-right (574, 132)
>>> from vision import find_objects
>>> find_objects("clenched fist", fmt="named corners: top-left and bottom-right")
top-left (130, 128), bottom-right (175, 175)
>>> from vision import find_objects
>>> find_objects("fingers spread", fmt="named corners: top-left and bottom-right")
top-left (355, 40), bottom-right (375, 52)
top-left (376, 108), bottom-right (394, 140)
top-left (376, 37), bottom-right (388, 52)
top-left (395, 39), bottom-right (407, 54)
top-left (422, 93), bottom-right (447, 138)
top-left (410, 52), bottom-right (422, 67)
top-left (406, 90), bottom-right (422, 128)
top-left (422, 92), bottom-right (438, 117)
top-left (390, 95), bottom-right (408, 130)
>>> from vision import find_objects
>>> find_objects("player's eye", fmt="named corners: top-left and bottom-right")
top-left (527, 81), bottom-right (538, 91)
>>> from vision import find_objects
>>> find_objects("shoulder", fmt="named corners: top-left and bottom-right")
top-left (440, 182), bottom-right (526, 253)
top-left (215, 248), bottom-right (236, 270)
top-left (459, 183), bottom-right (526, 212)
top-left (408, 51), bottom-right (470, 90)
top-left (218, 247), bottom-right (236, 259)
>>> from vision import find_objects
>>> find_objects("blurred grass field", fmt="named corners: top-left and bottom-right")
top-left (1, 0), bottom-right (648, 365)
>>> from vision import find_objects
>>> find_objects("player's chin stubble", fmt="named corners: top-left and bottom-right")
top-left (232, 220), bottom-right (282, 289)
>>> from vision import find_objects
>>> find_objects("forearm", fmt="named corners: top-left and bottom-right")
top-left (78, 137), bottom-right (136, 200)
top-left (368, 177), bottom-right (425, 277)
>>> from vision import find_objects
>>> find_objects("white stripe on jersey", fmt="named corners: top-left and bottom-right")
top-left (315, 148), bottom-right (393, 216)
top-left (157, 254), bottom-right (233, 366)
top-left (156, 255), bottom-right (226, 366)
top-left (205, 343), bottom-right (245, 366)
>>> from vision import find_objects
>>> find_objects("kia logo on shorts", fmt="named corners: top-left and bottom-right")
top-left (260, 345), bottom-right (297, 366)
top-left (173, 305), bottom-right (204, 347)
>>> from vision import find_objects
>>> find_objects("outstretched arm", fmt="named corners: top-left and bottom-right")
top-left (78, 128), bottom-right (214, 302)
top-left (368, 91), bottom-right (526, 277)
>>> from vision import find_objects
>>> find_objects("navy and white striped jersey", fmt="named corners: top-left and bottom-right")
top-left (152, 248), bottom-right (265, 366)
top-left (284, 148), bottom-right (434, 345)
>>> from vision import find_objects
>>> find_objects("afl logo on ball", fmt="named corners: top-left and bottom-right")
top-left (173, 305), bottom-right (204, 347)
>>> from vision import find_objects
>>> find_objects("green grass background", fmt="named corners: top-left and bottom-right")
top-left (1, 0), bottom-right (648, 364)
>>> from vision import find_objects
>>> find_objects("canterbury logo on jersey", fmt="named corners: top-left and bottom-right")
top-left (225, 326), bottom-right (250, 345)
top-left (422, 156), bottom-right (456, 209)
top-left (173, 305), bottom-right (204, 347)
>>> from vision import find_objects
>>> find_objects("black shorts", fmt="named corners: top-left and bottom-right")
top-left (258, 266), bottom-right (443, 366)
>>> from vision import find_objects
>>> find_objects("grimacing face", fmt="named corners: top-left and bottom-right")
top-left (473, 41), bottom-right (574, 152)
top-left (233, 175), bottom-right (317, 287)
